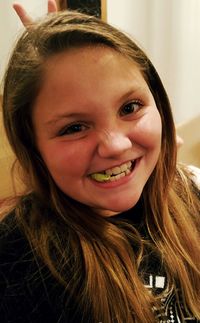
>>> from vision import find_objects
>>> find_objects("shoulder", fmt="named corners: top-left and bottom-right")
top-left (0, 211), bottom-right (36, 294)
top-left (187, 165), bottom-right (200, 189)
top-left (0, 194), bottom-right (47, 283)
top-left (176, 163), bottom-right (200, 190)
top-left (0, 211), bottom-right (29, 263)
top-left (0, 213), bottom-right (34, 321)
top-left (0, 199), bottom-right (76, 323)
top-left (0, 199), bottom-right (57, 319)
top-left (0, 195), bottom-right (35, 266)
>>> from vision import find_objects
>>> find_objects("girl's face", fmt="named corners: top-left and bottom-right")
top-left (32, 46), bottom-right (162, 216)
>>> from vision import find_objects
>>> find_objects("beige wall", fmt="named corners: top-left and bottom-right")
top-left (0, 97), bottom-right (23, 200)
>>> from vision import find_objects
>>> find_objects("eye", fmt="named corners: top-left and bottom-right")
top-left (120, 101), bottom-right (142, 116)
top-left (58, 123), bottom-right (88, 136)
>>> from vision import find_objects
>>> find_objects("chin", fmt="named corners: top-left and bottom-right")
top-left (96, 199), bottom-right (140, 216)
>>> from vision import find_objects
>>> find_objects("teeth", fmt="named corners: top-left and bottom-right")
top-left (90, 161), bottom-right (134, 182)
top-left (91, 173), bottom-right (110, 181)
top-left (109, 172), bottom-right (126, 182)
top-left (125, 169), bottom-right (131, 175)
top-left (120, 172), bottom-right (126, 178)
top-left (111, 166), bottom-right (121, 175)
top-left (105, 161), bottom-right (132, 176)
top-left (121, 164), bottom-right (128, 172)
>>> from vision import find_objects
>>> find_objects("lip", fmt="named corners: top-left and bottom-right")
top-left (89, 157), bottom-right (141, 189)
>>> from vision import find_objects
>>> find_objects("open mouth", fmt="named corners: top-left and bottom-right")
top-left (90, 160), bottom-right (136, 183)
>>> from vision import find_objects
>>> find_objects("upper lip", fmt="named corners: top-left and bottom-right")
top-left (89, 158), bottom-right (138, 175)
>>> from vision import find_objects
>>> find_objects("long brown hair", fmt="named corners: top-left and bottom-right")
top-left (2, 11), bottom-right (200, 322)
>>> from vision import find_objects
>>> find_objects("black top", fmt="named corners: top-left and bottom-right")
top-left (0, 212), bottom-right (85, 323)
top-left (0, 202), bottom-right (199, 322)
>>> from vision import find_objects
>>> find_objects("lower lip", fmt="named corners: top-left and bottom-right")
top-left (89, 158), bottom-right (141, 189)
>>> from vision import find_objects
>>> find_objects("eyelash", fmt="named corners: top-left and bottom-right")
top-left (57, 100), bottom-right (143, 137)
top-left (120, 100), bottom-right (143, 116)
top-left (57, 123), bottom-right (88, 136)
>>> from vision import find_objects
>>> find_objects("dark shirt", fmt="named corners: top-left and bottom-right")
top-left (0, 213), bottom-right (82, 323)
top-left (0, 205), bottom-right (199, 322)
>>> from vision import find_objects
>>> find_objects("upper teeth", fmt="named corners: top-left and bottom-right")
top-left (105, 161), bottom-right (132, 176)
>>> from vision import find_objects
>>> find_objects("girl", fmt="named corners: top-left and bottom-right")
top-left (0, 6), bottom-right (200, 323)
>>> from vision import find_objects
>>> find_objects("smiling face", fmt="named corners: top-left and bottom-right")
top-left (32, 46), bottom-right (162, 216)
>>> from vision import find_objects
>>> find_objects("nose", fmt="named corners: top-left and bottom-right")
top-left (98, 131), bottom-right (133, 158)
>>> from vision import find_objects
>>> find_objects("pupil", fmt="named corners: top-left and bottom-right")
top-left (124, 104), bottom-right (133, 113)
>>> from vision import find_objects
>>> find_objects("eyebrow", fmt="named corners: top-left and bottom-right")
top-left (45, 86), bottom-right (146, 127)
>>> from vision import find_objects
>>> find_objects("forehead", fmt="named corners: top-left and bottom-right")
top-left (32, 45), bottom-right (151, 122)
top-left (40, 45), bottom-right (146, 92)
top-left (32, 45), bottom-right (154, 133)
top-left (44, 44), bottom-right (141, 71)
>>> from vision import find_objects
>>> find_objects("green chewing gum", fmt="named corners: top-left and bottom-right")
top-left (91, 173), bottom-right (111, 182)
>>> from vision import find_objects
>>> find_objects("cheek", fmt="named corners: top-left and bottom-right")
top-left (39, 141), bottom-right (92, 178)
top-left (133, 109), bottom-right (162, 148)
